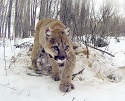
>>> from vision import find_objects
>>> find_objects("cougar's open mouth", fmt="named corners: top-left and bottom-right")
top-left (57, 59), bottom-right (65, 67)
top-left (58, 62), bottom-right (64, 67)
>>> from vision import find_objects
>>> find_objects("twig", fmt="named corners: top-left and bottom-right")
top-left (72, 97), bottom-right (75, 101)
top-left (63, 92), bottom-right (66, 96)
top-left (3, 45), bottom-right (7, 76)
top-left (109, 52), bottom-right (117, 60)
top-left (72, 68), bottom-right (85, 80)
top-left (28, 90), bottom-right (30, 96)
top-left (9, 52), bottom-right (22, 68)
top-left (18, 89), bottom-right (24, 95)
top-left (85, 41), bottom-right (89, 58)
top-left (27, 73), bottom-right (42, 77)
top-left (9, 56), bottom-right (17, 68)
top-left (0, 83), bottom-right (17, 91)
top-left (0, 83), bottom-right (30, 96)
top-left (2, 29), bottom-right (7, 76)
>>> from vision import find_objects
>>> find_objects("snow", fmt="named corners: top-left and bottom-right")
top-left (0, 37), bottom-right (125, 101)
top-left (107, 37), bottom-right (125, 67)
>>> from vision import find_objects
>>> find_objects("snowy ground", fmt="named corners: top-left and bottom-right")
top-left (0, 37), bottom-right (125, 101)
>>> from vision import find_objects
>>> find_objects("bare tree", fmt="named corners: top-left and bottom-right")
top-left (0, 0), bottom-right (124, 40)
top-left (60, 0), bottom-right (73, 27)
top-left (0, 0), bottom-right (9, 38)
top-left (39, 0), bottom-right (46, 19)
top-left (30, 0), bottom-right (38, 36)
top-left (7, 0), bottom-right (13, 39)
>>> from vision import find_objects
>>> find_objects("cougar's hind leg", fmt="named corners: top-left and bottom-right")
top-left (31, 42), bottom-right (41, 74)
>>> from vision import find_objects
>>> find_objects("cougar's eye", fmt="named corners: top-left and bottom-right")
top-left (65, 45), bottom-right (69, 50)
top-left (62, 31), bottom-right (64, 34)
top-left (53, 46), bottom-right (59, 50)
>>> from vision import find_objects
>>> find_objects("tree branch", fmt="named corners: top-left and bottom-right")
top-left (88, 45), bottom-right (115, 57)
top-left (72, 68), bottom-right (85, 80)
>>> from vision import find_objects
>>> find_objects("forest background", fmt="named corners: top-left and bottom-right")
top-left (1, 0), bottom-right (125, 45)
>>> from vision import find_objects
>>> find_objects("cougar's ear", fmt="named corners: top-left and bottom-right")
top-left (63, 27), bottom-right (71, 37)
top-left (45, 27), bottom-right (53, 40)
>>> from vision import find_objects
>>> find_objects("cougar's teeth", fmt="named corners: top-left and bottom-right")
top-left (57, 59), bottom-right (66, 64)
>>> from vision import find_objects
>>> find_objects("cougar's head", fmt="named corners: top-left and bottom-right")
top-left (44, 27), bottom-right (72, 66)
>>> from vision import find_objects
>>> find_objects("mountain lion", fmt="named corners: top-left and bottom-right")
top-left (31, 18), bottom-right (76, 92)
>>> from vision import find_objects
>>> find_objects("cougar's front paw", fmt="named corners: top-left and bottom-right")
top-left (52, 73), bottom-right (60, 81)
top-left (59, 83), bottom-right (75, 92)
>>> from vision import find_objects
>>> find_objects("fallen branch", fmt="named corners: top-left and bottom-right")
top-left (88, 45), bottom-right (115, 57)
top-left (27, 68), bottom-right (85, 81)
top-left (72, 68), bottom-right (85, 80)
top-left (27, 73), bottom-right (43, 77)
top-left (14, 42), bottom-right (33, 48)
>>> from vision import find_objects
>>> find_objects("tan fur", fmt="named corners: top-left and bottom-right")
top-left (31, 18), bottom-right (76, 92)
